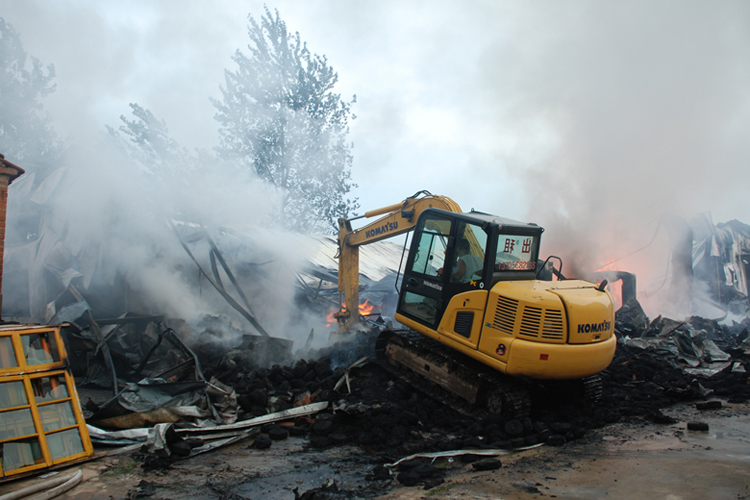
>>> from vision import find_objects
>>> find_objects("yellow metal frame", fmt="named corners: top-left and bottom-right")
top-left (0, 325), bottom-right (93, 478)
top-left (394, 278), bottom-right (616, 380)
top-left (336, 192), bottom-right (462, 331)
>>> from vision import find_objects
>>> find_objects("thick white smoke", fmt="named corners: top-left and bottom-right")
top-left (3, 1), bottom-right (750, 325)
top-left (473, 1), bottom-right (750, 318)
top-left (5, 137), bottom-right (324, 349)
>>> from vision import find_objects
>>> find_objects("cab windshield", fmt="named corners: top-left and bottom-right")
top-left (494, 234), bottom-right (538, 271)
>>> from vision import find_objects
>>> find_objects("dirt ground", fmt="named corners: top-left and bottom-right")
top-left (375, 402), bottom-right (750, 500)
top-left (2, 401), bottom-right (748, 500)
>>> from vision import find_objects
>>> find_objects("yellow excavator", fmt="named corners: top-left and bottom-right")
top-left (336, 191), bottom-right (616, 418)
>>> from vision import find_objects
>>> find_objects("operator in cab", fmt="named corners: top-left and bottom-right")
top-left (451, 239), bottom-right (483, 283)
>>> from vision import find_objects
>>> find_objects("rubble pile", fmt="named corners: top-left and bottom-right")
top-left (182, 309), bottom-right (750, 469)
top-left (60, 300), bottom-right (749, 474)
top-left (197, 331), bottom-right (478, 456)
top-left (599, 306), bottom-right (750, 423)
top-left (31, 300), bottom-right (748, 492)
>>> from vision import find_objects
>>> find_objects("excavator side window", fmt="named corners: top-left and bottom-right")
top-left (449, 223), bottom-right (488, 285)
top-left (399, 217), bottom-right (452, 326)
top-left (409, 220), bottom-right (450, 277)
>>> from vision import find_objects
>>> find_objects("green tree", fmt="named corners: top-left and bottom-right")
top-left (212, 7), bottom-right (358, 233)
top-left (0, 17), bottom-right (61, 166)
top-left (107, 103), bottom-right (194, 179)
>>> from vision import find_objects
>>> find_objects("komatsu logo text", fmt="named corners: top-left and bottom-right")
top-left (577, 321), bottom-right (611, 334)
top-left (366, 221), bottom-right (398, 239)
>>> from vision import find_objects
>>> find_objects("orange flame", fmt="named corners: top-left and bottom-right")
top-left (358, 299), bottom-right (375, 316)
top-left (594, 259), bottom-right (620, 273)
top-left (325, 308), bottom-right (337, 327)
top-left (324, 300), bottom-right (377, 327)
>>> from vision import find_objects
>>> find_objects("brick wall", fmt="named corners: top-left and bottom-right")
top-left (0, 158), bottom-right (26, 317)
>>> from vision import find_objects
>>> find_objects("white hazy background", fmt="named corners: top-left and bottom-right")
top-left (2, 0), bottom-right (750, 321)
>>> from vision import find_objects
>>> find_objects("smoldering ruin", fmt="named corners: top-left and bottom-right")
top-left (2, 3), bottom-right (750, 499)
top-left (2, 149), bottom-right (750, 498)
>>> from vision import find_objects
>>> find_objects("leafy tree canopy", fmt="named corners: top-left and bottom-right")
top-left (107, 103), bottom-right (195, 180)
top-left (0, 17), bottom-right (61, 167)
top-left (212, 6), bottom-right (358, 233)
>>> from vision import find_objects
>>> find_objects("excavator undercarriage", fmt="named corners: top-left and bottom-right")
top-left (376, 329), bottom-right (532, 419)
top-left (376, 329), bottom-right (602, 420)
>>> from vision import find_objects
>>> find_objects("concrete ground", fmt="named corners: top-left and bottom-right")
top-left (377, 403), bottom-right (750, 500)
top-left (1, 401), bottom-right (748, 500)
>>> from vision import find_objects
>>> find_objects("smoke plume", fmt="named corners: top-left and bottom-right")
top-left (475, 1), bottom-right (750, 317)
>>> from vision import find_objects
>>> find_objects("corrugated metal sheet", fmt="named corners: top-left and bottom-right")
top-left (300, 235), bottom-right (405, 283)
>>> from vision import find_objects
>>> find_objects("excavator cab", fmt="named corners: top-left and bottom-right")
top-left (397, 208), bottom-right (543, 330)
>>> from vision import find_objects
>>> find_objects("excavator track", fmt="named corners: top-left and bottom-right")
top-left (535, 373), bottom-right (603, 407)
top-left (375, 329), bottom-right (532, 420)
top-left (582, 374), bottom-right (603, 403)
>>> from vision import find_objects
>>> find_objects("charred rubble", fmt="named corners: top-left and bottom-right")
top-left (10, 230), bottom-right (749, 490)
top-left (9, 276), bottom-right (749, 493)
top-left (63, 293), bottom-right (749, 460)
top-left (96, 301), bottom-right (749, 493)
top-left (607, 299), bottom-right (750, 419)
top-left (156, 304), bottom-right (750, 462)
top-left (4, 162), bottom-right (750, 492)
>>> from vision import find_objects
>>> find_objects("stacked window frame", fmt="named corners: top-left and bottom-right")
top-left (0, 325), bottom-right (93, 478)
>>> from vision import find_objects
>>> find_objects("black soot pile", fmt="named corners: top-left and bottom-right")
top-left (193, 314), bottom-right (750, 460)
top-left (140, 311), bottom-right (748, 493)
top-left (602, 311), bottom-right (750, 423)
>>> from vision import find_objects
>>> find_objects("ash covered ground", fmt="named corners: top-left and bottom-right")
top-left (115, 311), bottom-right (750, 498)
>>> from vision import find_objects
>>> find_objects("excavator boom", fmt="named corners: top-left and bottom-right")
top-left (336, 191), bottom-right (461, 331)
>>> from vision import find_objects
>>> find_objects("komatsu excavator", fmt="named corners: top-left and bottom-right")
top-left (335, 191), bottom-right (616, 418)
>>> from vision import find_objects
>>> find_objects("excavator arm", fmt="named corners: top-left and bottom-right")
top-left (336, 190), bottom-right (462, 331)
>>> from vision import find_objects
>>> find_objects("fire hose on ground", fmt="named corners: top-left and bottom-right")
top-left (0, 469), bottom-right (83, 500)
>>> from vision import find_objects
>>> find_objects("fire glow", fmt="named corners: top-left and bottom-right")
top-left (325, 300), bottom-right (376, 327)
top-left (595, 259), bottom-right (623, 310)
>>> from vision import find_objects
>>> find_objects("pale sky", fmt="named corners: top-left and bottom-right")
top-left (3, 0), bottom-right (750, 297)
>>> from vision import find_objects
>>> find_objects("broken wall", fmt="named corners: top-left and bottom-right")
top-left (691, 213), bottom-right (750, 312)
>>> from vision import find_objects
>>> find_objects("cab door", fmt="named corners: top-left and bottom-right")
top-left (397, 215), bottom-right (453, 328)
top-left (437, 219), bottom-right (491, 348)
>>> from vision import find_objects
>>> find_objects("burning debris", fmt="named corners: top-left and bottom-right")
top-left (2, 275), bottom-right (749, 496)
top-left (1, 156), bottom-right (749, 497)
top-left (6, 302), bottom-right (747, 492)
top-left (126, 305), bottom-right (749, 461)
top-left (598, 213), bottom-right (750, 318)
top-left (691, 214), bottom-right (750, 313)
top-left (62, 305), bottom-right (746, 497)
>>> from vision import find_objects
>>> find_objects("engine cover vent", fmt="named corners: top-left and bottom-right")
top-left (454, 311), bottom-right (474, 338)
top-left (542, 309), bottom-right (565, 340)
top-left (519, 306), bottom-right (565, 341)
top-left (493, 295), bottom-right (518, 334)
top-left (520, 306), bottom-right (542, 337)
top-left (493, 294), bottom-right (565, 342)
